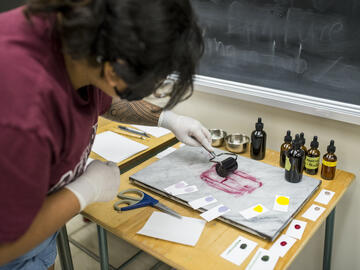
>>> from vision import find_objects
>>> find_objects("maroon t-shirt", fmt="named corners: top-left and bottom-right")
top-left (0, 7), bottom-right (112, 243)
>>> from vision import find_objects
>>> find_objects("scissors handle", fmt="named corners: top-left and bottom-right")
top-left (121, 192), bottom-right (158, 211)
top-left (114, 189), bottom-right (159, 211)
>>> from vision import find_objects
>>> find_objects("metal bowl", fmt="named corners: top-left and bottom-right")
top-left (209, 129), bottom-right (227, 147)
top-left (225, 133), bottom-right (250, 153)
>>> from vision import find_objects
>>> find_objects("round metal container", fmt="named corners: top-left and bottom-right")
top-left (209, 129), bottom-right (227, 147)
top-left (225, 133), bottom-right (250, 153)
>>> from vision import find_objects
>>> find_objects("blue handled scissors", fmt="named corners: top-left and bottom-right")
top-left (113, 189), bottom-right (182, 219)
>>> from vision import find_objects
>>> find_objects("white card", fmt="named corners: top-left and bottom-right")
top-left (137, 212), bottom-right (205, 246)
top-left (269, 234), bottom-right (297, 257)
top-left (200, 204), bottom-right (231, 222)
top-left (164, 181), bottom-right (188, 194)
top-left (273, 195), bottom-right (290, 212)
top-left (246, 248), bottom-right (279, 270)
top-left (131, 124), bottom-right (171, 138)
top-left (314, 190), bottom-right (335, 205)
top-left (92, 131), bottom-right (148, 163)
top-left (302, 204), bottom-right (326, 221)
top-left (221, 236), bottom-right (258, 266)
top-left (156, 147), bottom-right (177, 159)
top-left (239, 204), bottom-right (269, 219)
top-left (285, 219), bottom-right (307, 240)
top-left (171, 185), bottom-right (198, 195)
top-left (189, 195), bottom-right (218, 209)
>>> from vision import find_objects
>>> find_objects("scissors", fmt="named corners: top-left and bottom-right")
top-left (113, 188), bottom-right (182, 219)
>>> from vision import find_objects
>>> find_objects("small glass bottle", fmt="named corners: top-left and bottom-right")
top-left (299, 132), bottom-right (307, 153)
top-left (321, 140), bottom-right (337, 180)
top-left (285, 134), bottom-right (305, 183)
top-left (305, 136), bottom-right (320, 175)
top-left (280, 130), bottom-right (292, 168)
top-left (250, 117), bottom-right (267, 160)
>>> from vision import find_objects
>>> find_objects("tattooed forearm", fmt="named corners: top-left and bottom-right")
top-left (102, 98), bottom-right (162, 126)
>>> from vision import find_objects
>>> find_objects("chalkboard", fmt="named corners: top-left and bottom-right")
top-left (192, 0), bottom-right (360, 106)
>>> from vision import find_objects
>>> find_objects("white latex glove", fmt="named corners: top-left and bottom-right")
top-left (65, 160), bottom-right (120, 211)
top-left (158, 111), bottom-right (213, 152)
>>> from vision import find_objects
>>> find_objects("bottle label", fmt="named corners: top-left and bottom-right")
top-left (322, 160), bottom-right (337, 167)
top-left (305, 156), bottom-right (320, 170)
top-left (285, 157), bottom-right (291, 171)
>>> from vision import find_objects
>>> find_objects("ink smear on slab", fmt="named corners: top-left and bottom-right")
top-left (200, 165), bottom-right (262, 195)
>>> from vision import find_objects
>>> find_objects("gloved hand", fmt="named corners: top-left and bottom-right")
top-left (65, 160), bottom-right (120, 211)
top-left (158, 111), bottom-right (213, 152)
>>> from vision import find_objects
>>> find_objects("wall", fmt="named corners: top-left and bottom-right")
top-left (173, 90), bottom-right (359, 270)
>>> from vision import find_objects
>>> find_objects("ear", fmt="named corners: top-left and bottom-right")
top-left (103, 62), bottom-right (119, 87)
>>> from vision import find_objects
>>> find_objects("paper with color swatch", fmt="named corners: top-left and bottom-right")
top-left (273, 195), bottom-right (290, 212)
top-left (302, 204), bottom-right (326, 221)
top-left (221, 236), bottom-right (257, 266)
top-left (239, 204), bottom-right (269, 219)
top-left (246, 248), bottom-right (279, 270)
top-left (285, 219), bottom-right (307, 240)
top-left (200, 204), bottom-right (231, 222)
top-left (314, 189), bottom-right (335, 205)
top-left (269, 234), bottom-right (297, 257)
top-left (131, 125), bottom-right (171, 138)
top-left (137, 212), bottom-right (205, 246)
top-left (164, 181), bottom-right (188, 194)
top-left (189, 195), bottom-right (217, 209)
top-left (92, 131), bottom-right (148, 163)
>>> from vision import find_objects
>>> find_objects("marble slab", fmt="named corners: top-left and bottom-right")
top-left (130, 146), bottom-right (321, 241)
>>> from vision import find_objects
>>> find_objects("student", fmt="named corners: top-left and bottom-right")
top-left (0, 0), bottom-right (212, 269)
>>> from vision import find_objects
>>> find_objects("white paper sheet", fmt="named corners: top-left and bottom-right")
top-left (246, 248), bottom-right (279, 270)
top-left (314, 189), bottom-right (335, 205)
top-left (132, 124), bottom-right (171, 138)
top-left (92, 131), bottom-right (148, 163)
top-left (137, 212), bottom-right (206, 246)
top-left (156, 147), bottom-right (177, 159)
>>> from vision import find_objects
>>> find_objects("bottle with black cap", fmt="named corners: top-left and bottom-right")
top-left (285, 134), bottom-right (305, 183)
top-left (321, 140), bottom-right (337, 180)
top-left (250, 117), bottom-right (267, 160)
top-left (280, 130), bottom-right (292, 168)
top-left (299, 132), bottom-right (307, 153)
top-left (305, 136), bottom-right (320, 175)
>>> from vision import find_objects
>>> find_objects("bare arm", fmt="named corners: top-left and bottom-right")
top-left (0, 189), bottom-right (79, 265)
top-left (102, 97), bottom-right (162, 126)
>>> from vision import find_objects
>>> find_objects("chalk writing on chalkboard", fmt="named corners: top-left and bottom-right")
top-left (192, 0), bottom-right (360, 106)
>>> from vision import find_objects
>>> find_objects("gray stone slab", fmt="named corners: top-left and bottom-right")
top-left (130, 146), bottom-right (320, 241)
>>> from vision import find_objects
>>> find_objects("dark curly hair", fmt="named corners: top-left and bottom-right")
top-left (25, 0), bottom-right (204, 109)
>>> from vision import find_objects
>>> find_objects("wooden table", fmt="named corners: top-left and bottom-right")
top-left (56, 117), bottom-right (177, 270)
top-left (82, 144), bottom-right (355, 270)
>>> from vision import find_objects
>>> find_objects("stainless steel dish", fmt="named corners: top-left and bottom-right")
top-left (225, 133), bottom-right (250, 153)
top-left (209, 129), bottom-right (227, 147)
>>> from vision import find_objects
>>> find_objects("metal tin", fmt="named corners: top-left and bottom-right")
top-left (209, 129), bottom-right (227, 147)
top-left (225, 133), bottom-right (250, 153)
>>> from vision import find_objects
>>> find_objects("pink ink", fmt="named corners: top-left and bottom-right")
top-left (200, 165), bottom-right (262, 195)
top-left (295, 224), bottom-right (301, 230)
top-left (280, 241), bottom-right (287, 246)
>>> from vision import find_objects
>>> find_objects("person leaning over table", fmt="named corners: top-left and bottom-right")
top-left (0, 0), bottom-right (213, 269)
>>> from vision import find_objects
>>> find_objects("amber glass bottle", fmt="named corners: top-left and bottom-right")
top-left (280, 130), bottom-right (292, 168)
top-left (299, 132), bottom-right (307, 153)
top-left (250, 117), bottom-right (267, 160)
top-left (285, 134), bottom-right (305, 183)
top-left (321, 140), bottom-right (337, 180)
top-left (305, 136), bottom-right (320, 175)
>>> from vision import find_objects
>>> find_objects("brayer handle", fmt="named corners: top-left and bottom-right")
top-left (191, 135), bottom-right (216, 159)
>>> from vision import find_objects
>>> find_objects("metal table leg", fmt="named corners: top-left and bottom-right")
top-left (323, 208), bottom-right (336, 270)
top-left (97, 225), bottom-right (110, 270)
top-left (57, 226), bottom-right (74, 270)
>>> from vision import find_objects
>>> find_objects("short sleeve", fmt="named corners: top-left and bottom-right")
top-left (0, 126), bottom-right (51, 243)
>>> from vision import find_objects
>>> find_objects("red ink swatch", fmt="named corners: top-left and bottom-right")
top-left (280, 241), bottom-right (287, 246)
top-left (200, 165), bottom-right (262, 195)
top-left (295, 224), bottom-right (301, 230)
